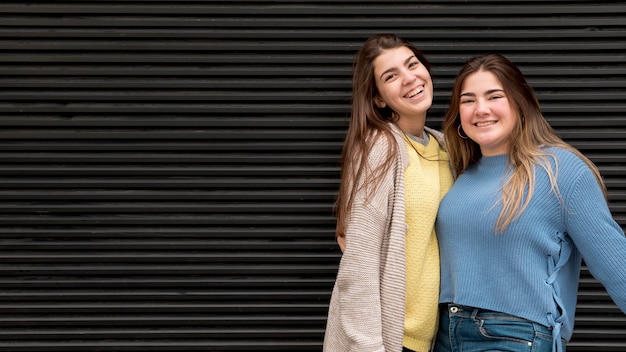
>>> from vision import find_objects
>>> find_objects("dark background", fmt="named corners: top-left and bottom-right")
top-left (0, 1), bottom-right (624, 351)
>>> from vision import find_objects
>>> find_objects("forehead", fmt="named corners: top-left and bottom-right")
top-left (372, 46), bottom-right (414, 76)
top-left (462, 70), bottom-right (503, 92)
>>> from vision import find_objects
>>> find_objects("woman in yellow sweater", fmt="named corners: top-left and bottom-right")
top-left (323, 34), bottom-right (453, 352)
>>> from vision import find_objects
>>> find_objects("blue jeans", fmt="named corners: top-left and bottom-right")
top-left (434, 304), bottom-right (558, 352)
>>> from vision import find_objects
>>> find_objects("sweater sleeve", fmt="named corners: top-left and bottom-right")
top-left (331, 137), bottom-right (397, 352)
top-left (564, 163), bottom-right (626, 313)
top-left (335, 202), bottom-right (389, 351)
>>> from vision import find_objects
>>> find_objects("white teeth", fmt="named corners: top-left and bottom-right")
top-left (475, 121), bottom-right (496, 127)
top-left (406, 87), bottom-right (424, 98)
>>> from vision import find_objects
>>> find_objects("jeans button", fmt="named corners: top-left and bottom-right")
top-left (450, 306), bottom-right (459, 313)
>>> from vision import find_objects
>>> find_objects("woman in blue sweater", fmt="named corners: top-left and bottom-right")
top-left (434, 53), bottom-right (626, 352)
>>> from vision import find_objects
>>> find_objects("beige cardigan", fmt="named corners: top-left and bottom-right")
top-left (323, 123), bottom-right (446, 352)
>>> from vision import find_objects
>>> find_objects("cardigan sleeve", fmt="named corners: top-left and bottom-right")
top-left (334, 201), bottom-right (391, 350)
top-left (329, 135), bottom-right (399, 351)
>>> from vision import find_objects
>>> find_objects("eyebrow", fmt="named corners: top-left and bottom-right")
top-left (460, 88), bottom-right (505, 97)
top-left (379, 55), bottom-right (417, 80)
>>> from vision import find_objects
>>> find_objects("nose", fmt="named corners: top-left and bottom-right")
top-left (475, 98), bottom-right (490, 115)
top-left (401, 69), bottom-right (416, 85)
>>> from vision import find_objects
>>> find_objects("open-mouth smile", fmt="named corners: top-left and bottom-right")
top-left (405, 86), bottom-right (424, 98)
top-left (475, 121), bottom-right (497, 127)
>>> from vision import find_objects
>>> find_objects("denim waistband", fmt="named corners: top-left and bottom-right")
top-left (439, 303), bottom-right (539, 323)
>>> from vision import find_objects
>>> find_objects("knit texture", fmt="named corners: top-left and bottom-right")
top-left (323, 124), bottom-right (448, 352)
top-left (403, 137), bottom-right (453, 351)
top-left (436, 147), bottom-right (626, 351)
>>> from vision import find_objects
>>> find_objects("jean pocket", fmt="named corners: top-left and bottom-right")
top-left (477, 318), bottom-right (535, 346)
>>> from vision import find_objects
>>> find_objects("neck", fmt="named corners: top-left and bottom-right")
top-left (395, 115), bottom-right (426, 138)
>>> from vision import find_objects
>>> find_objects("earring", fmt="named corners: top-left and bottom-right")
top-left (457, 125), bottom-right (468, 139)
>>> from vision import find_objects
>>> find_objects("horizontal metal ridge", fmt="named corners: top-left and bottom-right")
top-left (0, 40), bottom-right (623, 52)
top-left (0, 177), bottom-right (340, 188)
top-left (0, 202), bottom-right (335, 213)
top-left (0, 190), bottom-right (338, 200)
top-left (0, 3), bottom-right (622, 15)
top-left (0, 140), bottom-right (344, 151)
top-left (0, 29), bottom-right (625, 41)
top-left (0, 264), bottom-right (339, 276)
top-left (0, 342), bottom-right (322, 352)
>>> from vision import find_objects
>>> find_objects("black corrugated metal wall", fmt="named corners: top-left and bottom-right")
top-left (0, 1), bottom-right (624, 351)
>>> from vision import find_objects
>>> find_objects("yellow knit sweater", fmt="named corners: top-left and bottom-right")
top-left (403, 135), bottom-right (453, 351)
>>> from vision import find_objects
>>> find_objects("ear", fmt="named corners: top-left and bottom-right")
top-left (375, 96), bottom-right (386, 108)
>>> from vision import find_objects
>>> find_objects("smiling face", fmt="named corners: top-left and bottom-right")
top-left (459, 70), bottom-right (519, 156)
top-left (372, 46), bottom-right (433, 127)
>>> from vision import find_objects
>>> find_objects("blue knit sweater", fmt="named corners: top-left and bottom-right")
top-left (436, 147), bottom-right (626, 351)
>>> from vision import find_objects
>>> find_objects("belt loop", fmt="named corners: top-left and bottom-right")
top-left (470, 308), bottom-right (480, 322)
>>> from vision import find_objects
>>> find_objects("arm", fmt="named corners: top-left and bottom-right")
top-left (330, 137), bottom-right (398, 351)
top-left (564, 165), bottom-right (626, 312)
top-left (334, 200), bottom-right (389, 350)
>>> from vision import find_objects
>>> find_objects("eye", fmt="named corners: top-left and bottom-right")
top-left (408, 60), bottom-right (420, 69)
top-left (383, 73), bottom-right (397, 82)
top-left (489, 95), bottom-right (504, 100)
top-left (460, 98), bottom-right (474, 104)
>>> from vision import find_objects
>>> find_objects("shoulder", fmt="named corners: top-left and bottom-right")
top-left (542, 146), bottom-right (599, 192)
top-left (543, 146), bottom-right (589, 171)
top-left (368, 124), bottom-right (406, 163)
top-left (370, 128), bottom-right (395, 152)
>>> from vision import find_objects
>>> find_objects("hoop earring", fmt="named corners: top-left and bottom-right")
top-left (457, 125), bottom-right (468, 139)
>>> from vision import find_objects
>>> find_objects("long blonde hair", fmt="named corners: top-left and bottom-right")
top-left (335, 34), bottom-right (432, 238)
top-left (443, 53), bottom-right (605, 233)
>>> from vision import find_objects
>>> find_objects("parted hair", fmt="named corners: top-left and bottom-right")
top-left (443, 53), bottom-right (606, 233)
top-left (335, 33), bottom-right (431, 238)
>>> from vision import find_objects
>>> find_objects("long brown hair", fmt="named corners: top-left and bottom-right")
top-left (443, 53), bottom-right (605, 233)
top-left (335, 34), bottom-right (431, 238)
